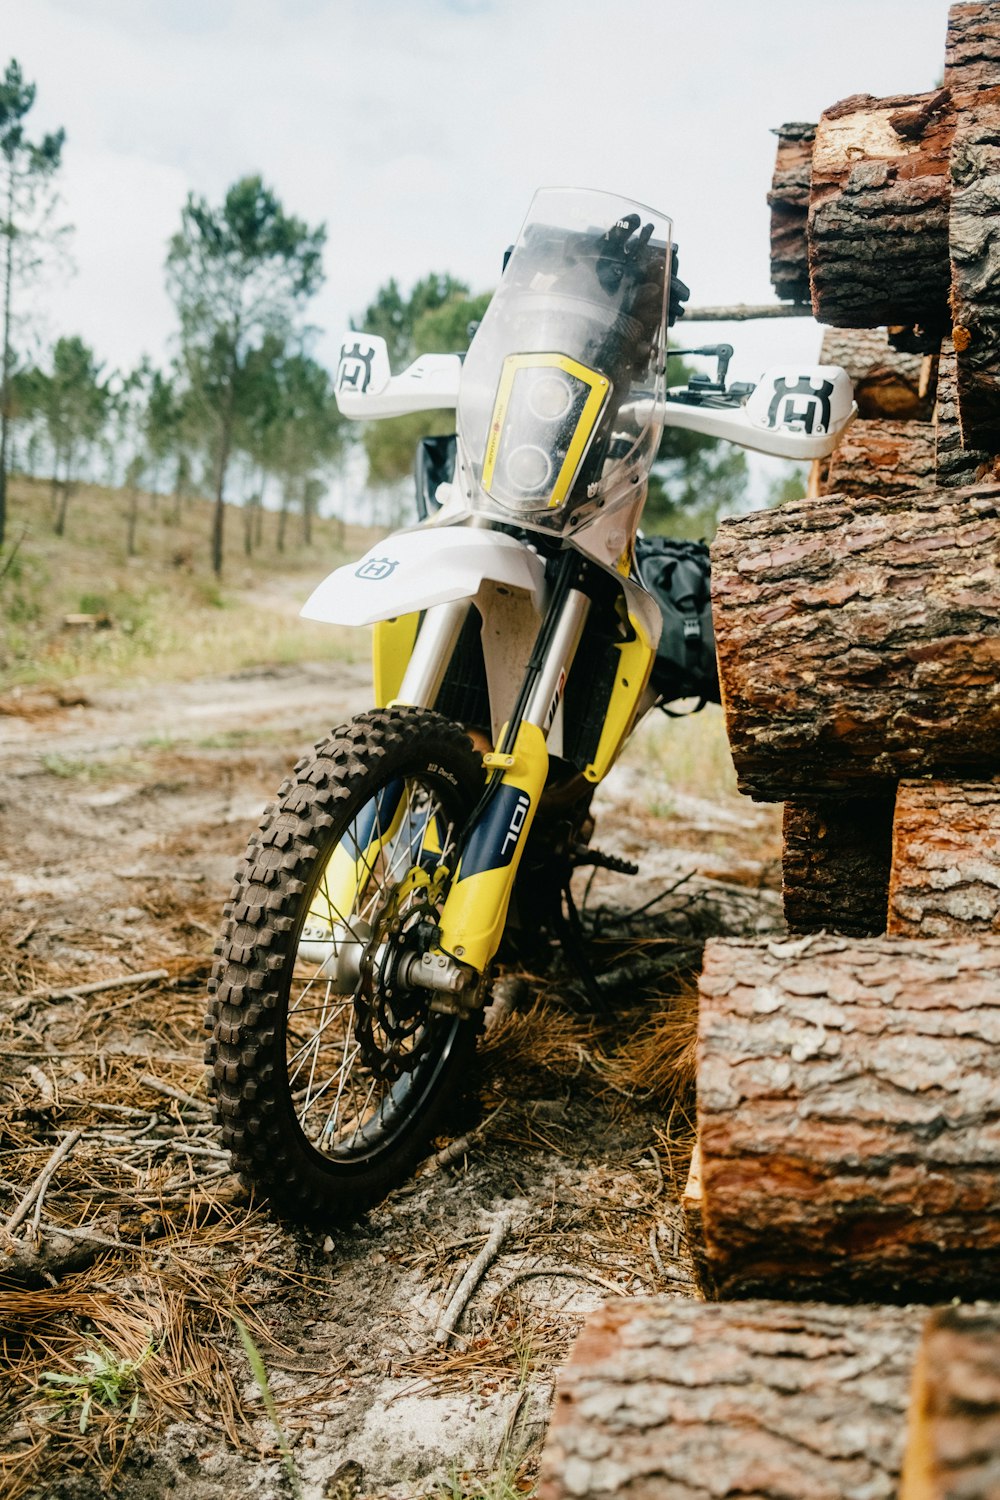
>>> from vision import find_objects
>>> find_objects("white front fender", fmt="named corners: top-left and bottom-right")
top-left (300, 526), bottom-right (547, 628)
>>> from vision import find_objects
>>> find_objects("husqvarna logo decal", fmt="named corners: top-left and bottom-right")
top-left (355, 557), bottom-right (398, 581)
top-left (766, 375), bottom-right (834, 435)
top-left (338, 341), bottom-right (376, 393)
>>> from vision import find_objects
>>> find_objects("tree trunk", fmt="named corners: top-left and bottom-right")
top-left (888, 779), bottom-right (1000, 937)
top-left (538, 1298), bottom-right (925, 1500)
top-left (818, 326), bottom-right (935, 421)
top-left (807, 89), bottom-right (954, 329)
top-left (782, 794), bottom-right (895, 935)
top-left (243, 497), bottom-right (254, 558)
top-left (277, 489), bottom-right (288, 553)
top-left (125, 486), bottom-right (139, 558)
top-left (211, 414), bottom-right (233, 579)
top-left (710, 483), bottom-right (1000, 800)
top-left (935, 337), bottom-right (994, 485)
top-left (53, 480), bottom-right (73, 538)
top-left (825, 418), bottom-right (937, 498)
top-left (768, 122), bottom-right (815, 304)
top-left (900, 1305), bottom-right (1000, 1500)
top-left (696, 934), bottom-right (1000, 1299)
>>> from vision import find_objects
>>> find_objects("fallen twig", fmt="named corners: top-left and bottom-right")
top-left (139, 1074), bottom-right (210, 1114)
top-left (0, 968), bottom-right (169, 1009)
top-left (5, 1130), bottom-right (84, 1234)
top-left (435, 1209), bottom-right (515, 1345)
top-left (427, 1102), bottom-right (507, 1173)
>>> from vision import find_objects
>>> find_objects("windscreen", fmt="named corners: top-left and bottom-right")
top-left (457, 187), bottom-right (672, 529)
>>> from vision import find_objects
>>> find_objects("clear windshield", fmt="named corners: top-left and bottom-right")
top-left (457, 187), bottom-right (671, 531)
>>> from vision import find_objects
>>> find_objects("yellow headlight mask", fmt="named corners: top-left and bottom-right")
top-left (481, 353), bottom-right (611, 514)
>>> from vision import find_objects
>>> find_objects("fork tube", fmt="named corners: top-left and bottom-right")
top-left (394, 599), bottom-right (470, 709)
top-left (523, 588), bottom-right (590, 730)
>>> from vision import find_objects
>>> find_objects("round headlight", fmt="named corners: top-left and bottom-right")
top-left (505, 443), bottom-right (552, 494)
top-left (527, 373), bottom-right (574, 422)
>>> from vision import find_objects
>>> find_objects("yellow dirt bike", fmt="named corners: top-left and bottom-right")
top-left (207, 187), bottom-right (854, 1224)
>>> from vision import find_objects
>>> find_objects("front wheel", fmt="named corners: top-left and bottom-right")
top-left (206, 707), bottom-right (485, 1225)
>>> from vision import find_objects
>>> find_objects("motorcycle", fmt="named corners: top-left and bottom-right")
top-left (207, 187), bottom-right (855, 1225)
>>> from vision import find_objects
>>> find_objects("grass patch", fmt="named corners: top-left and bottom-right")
top-left (618, 703), bottom-right (738, 804)
top-left (0, 475), bottom-right (378, 692)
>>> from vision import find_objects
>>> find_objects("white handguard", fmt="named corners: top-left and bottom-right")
top-left (662, 364), bottom-right (856, 460)
top-left (334, 333), bottom-right (462, 419)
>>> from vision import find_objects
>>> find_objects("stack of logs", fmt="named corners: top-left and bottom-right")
top-left (540, 7), bottom-right (1000, 1495)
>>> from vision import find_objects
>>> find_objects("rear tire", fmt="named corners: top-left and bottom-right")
top-left (206, 707), bottom-right (484, 1225)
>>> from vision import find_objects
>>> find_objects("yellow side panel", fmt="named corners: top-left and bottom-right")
top-left (372, 613), bottom-right (421, 708)
top-left (583, 614), bottom-right (656, 784)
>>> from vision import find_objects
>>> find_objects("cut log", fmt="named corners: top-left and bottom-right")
top-left (808, 89), bottom-right (954, 330)
top-left (782, 795), bottom-right (895, 935)
top-left (889, 779), bottom-right (1000, 936)
top-left (900, 1305), bottom-right (1000, 1500)
top-left (767, 122), bottom-right (815, 304)
top-left (710, 483), bottom-right (1000, 801)
top-left (949, 91), bottom-right (1000, 453)
top-left (944, 2), bottom-right (1000, 95)
top-left (935, 337), bottom-right (994, 484)
top-left (819, 327), bottom-right (934, 421)
top-left (538, 1298), bottom-right (925, 1500)
top-left (825, 418), bottom-right (937, 499)
top-left (697, 934), bottom-right (1000, 1300)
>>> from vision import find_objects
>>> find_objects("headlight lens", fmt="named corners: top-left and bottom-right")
top-left (482, 354), bottom-right (610, 514)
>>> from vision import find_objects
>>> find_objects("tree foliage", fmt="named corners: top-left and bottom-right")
top-left (0, 58), bottom-right (68, 547)
top-left (166, 174), bottom-right (325, 574)
top-left (358, 276), bottom-right (491, 489)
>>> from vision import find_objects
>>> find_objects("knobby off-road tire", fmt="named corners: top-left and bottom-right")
top-left (206, 707), bottom-right (485, 1226)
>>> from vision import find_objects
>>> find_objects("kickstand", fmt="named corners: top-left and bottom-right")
top-left (551, 881), bottom-right (609, 1014)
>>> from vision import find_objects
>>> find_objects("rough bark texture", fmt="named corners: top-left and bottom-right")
top-left (697, 934), bottom-right (1000, 1300)
top-left (944, 3), bottom-right (1000, 95)
top-left (782, 796), bottom-right (895, 936)
top-left (889, 779), bottom-right (1000, 937)
top-left (819, 327), bottom-right (934, 421)
top-left (768, 122), bottom-right (815, 304)
top-left (900, 1304), bottom-right (1000, 1500)
top-left (711, 484), bottom-right (1000, 801)
top-left (826, 418), bottom-right (937, 499)
top-left (935, 337), bottom-right (995, 485)
top-left (538, 1298), bottom-right (925, 1500)
top-left (949, 92), bottom-right (1000, 453)
top-left (808, 90), bottom-right (954, 329)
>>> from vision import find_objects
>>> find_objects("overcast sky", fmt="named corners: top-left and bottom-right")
top-left (7, 0), bottom-right (950, 391)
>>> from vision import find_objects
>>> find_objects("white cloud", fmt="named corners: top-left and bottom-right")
top-left (5, 0), bottom-right (951, 381)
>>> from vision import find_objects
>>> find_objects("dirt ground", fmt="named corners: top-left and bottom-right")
top-left (0, 660), bottom-right (781, 1499)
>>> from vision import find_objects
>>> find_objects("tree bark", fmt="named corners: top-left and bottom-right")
top-left (825, 418), bottom-right (937, 499)
top-left (900, 1304), bottom-right (1000, 1500)
top-left (710, 483), bottom-right (1000, 800)
top-left (888, 779), bottom-right (1000, 937)
top-left (818, 326), bottom-right (935, 421)
top-left (538, 1298), bottom-right (925, 1500)
top-left (768, 122), bottom-right (815, 305)
top-left (948, 90), bottom-right (1000, 453)
top-left (944, 2), bottom-right (1000, 95)
top-left (935, 337), bottom-right (994, 485)
top-left (782, 795), bottom-right (895, 935)
top-left (697, 934), bottom-right (1000, 1300)
top-left (808, 90), bottom-right (954, 330)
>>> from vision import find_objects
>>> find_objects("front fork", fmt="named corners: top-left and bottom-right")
top-left (400, 578), bottom-right (592, 987)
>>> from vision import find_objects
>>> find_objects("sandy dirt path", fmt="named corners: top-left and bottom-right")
top-left (0, 664), bottom-right (779, 1500)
